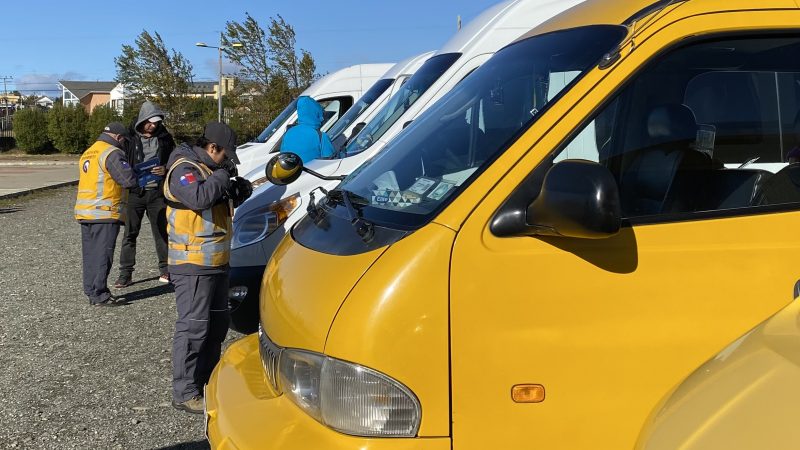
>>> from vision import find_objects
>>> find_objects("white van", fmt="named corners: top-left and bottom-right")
top-left (227, 54), bottom-right (431, 333)
top-left (246, 52), bottom-right (435, 189)
top-left (227, 0), bottom-right (584, 333)
top-left (235, 63), bottom-right (393, 177)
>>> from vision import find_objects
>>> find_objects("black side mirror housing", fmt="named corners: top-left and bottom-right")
top-left (265, 152), bottom-right (303, 186)
top-left (527, 159), bottom-right (621, 239)
top-left (352, 122), bottom-right (367, 135)
top-left (403, 120), bottom-right (413, 129)
top-left (492, 159), bottom-right (621, 239)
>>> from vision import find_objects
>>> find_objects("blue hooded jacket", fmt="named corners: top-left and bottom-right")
top-left (279, 96), bottom-right (336, 164)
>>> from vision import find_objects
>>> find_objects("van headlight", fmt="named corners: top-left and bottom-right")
top-left (251, 176), bottom-right (268, 189)
top-left (231, 193), bottom-right (301, 249)
top-left (278, 348), bottom-right (421, 437)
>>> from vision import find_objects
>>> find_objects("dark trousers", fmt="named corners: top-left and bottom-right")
top-left (80, 222), bottom-right (120, 304)
top-left (119, 189), bottom-right (168, 278)
top-left (171, 272), bottom-right (230, 402)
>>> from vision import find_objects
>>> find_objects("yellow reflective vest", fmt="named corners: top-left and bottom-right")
top-left (74, 142), bottom-right (128, 222)
top-left (164, 158), bottom-right (232, 268)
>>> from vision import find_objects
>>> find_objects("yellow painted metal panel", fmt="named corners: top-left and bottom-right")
top-left (206, 335), bottom-right (452, 450)
top-left (260, 234), bottom-right (385, 352)
top-left (638, 301), bottom-right (800, 450)
top-left (325, 224), bottom-right (456, 437)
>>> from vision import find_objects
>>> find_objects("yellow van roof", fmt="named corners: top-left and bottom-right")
top-left (516, 0), bottom-right (798, 40)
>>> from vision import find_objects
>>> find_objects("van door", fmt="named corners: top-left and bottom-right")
top-left (449, 11), bottom-right (800, 450)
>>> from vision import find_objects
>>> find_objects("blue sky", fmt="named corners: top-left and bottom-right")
top-left (1, 1), bottom-right (498, 96)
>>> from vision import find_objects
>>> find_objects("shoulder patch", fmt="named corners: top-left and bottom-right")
top-left (82, 160), bottom-right (90, 173)
top-left (179, 172), bottom-right (197, 186)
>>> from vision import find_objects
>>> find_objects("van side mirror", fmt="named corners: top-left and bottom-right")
top-left (352, 122), bottom-right (367, 135)
top-left (264, 152), bottom-right (347, 186)
top-left (526, 160), bottom-right (621, 239)
top-left (265, 152), bottom-right (304, 185)
top-left (403, 120), bottom-right (413, 129)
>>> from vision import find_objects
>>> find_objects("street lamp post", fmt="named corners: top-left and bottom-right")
top-left (196, 33), bottom-right (243, 122)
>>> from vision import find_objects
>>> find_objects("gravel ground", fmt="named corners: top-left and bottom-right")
top-left (0, 187), bottom-right (242, 449)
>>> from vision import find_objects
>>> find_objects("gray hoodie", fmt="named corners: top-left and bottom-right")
top-left (135, 101), bottom-right (167, 162)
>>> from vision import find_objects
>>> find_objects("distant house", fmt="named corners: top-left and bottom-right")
top-left (109, 84), bottom-right (126, 114)
top-left (0, 93), bottom-right (21, 107)
top-left (36, 96), bottom-right (54, 109)
top-left (189, 76), bottom-right (235, 99)
top-left (57, 77), bottom-right (235, 114)
top-left (59, 81), bottom-right (119, 113)
top-left (190, 81), bottom-right (217, 98)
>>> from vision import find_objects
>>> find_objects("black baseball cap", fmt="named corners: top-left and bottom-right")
top-left (203, 121), bottom-right (239, 164)
top-left (103, 122), bottom-right (130, 137)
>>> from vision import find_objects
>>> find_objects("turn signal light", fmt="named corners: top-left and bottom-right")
top-left (511, 384), bottom-right (545, 403)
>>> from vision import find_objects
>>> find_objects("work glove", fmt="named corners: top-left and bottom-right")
top-left (221, 159), bottom-right (238, 178)
top-left (230, 176), bottom-right (253, 208)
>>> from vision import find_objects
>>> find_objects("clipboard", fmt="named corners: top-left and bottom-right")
top-left (134, 157), bottom-right (163, 187)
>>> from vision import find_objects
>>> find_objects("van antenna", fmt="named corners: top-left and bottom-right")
top-left (457, 15), bottom-right (462, 31)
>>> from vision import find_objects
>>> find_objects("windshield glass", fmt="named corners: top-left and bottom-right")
top-left (254, 98), bottom-right (297, 143)
top-left (344, 53), bottom-right (461, 155)
top-left (338, 25), bottom-right (628, 229)
top-left (327, 78), bottom-right (394, 144)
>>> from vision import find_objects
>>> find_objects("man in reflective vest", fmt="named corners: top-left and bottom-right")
top-left (164, 121), bottom-right (251, 414)
top-left (74, 122), bottom-right (138, 307)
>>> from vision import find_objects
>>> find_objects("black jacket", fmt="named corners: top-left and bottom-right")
top-left (124, 124), bottom-right (176, 166)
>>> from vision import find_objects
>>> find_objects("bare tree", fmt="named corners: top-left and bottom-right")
top-left (115, 31), bottom-right (194, 108)
top-left (222, 13), bottom-right (272, 94)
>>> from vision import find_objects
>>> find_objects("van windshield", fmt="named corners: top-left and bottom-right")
top-left (328, 78), bottom-right (394, 146)
top-left (254, 99), bottom-right (297, 143)
top-left (343, 53), bottom-right (461, 156)
top-left (337, 25), bottom-right (628, 229)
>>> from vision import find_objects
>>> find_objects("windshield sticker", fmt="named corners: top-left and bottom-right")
top-left (695, 124), bottom-right (716, 158)
top-left (372, 171), bottom-right (400, 191)
top-left (408, 177), bottom-right (437, 195)
top-left (427, 181), bottom-right (456, 200)
top-left (372, 190), bottom-right (421, 208)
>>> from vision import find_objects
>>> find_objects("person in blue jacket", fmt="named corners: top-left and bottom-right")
top-left (279, 96), bottom-right (335, 164)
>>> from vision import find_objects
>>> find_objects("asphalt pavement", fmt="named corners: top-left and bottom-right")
top-left (0, 187), bottom-right (242, 449)
top-left (0, 157), bottom-right (79, 197)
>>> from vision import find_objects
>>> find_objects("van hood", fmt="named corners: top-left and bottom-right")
top-left (259, 232), bottom-right (387, 352)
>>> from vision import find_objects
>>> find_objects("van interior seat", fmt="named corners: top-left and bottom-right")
top-left (752, 164), bottom-right (800, 206)
top-left (619, 104), bottom-right (704, 216)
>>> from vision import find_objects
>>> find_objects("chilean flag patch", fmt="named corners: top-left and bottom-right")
top-left (179, 172), bottom-right (197, 186)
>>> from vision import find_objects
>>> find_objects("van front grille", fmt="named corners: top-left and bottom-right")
top-left (258, 325), bottom-right (282, 393)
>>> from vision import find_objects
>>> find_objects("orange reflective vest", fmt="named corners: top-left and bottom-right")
top-left (163, 158), bottom-right (232, 268)
top-left (74, 142), bottom-right (127, 221)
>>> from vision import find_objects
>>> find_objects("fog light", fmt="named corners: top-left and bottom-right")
top-left (229, 286), bottom-right (248, 300)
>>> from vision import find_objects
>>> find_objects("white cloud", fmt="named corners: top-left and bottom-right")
top-left (201, 58), bottom-right (242, 79)
top-left (13, 71), bottom-right (90, 95)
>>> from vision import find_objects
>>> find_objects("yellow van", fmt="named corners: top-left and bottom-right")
top-left (637, 299), bottom-right (800, 450)
top-left (205, 0), bottom-right (800, 448)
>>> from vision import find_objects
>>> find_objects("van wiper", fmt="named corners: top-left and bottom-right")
top-left (327, 188), bottom-right (375, 242)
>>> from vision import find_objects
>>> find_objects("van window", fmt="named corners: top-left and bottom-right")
top-left (255, 99), bottom-right (298, 143)
top-left (266, 96), bottom-right (353, 154)
top-left (328, 79), bottom-right (394, 145)
top-left (335, 26), bottom-right (627, 229)
top-left (548, 36), bottom-right (800, 220)
top-left (319, 96), bottom-right (354, 132)
top-left (344, 53), bottom-right (462, 156)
